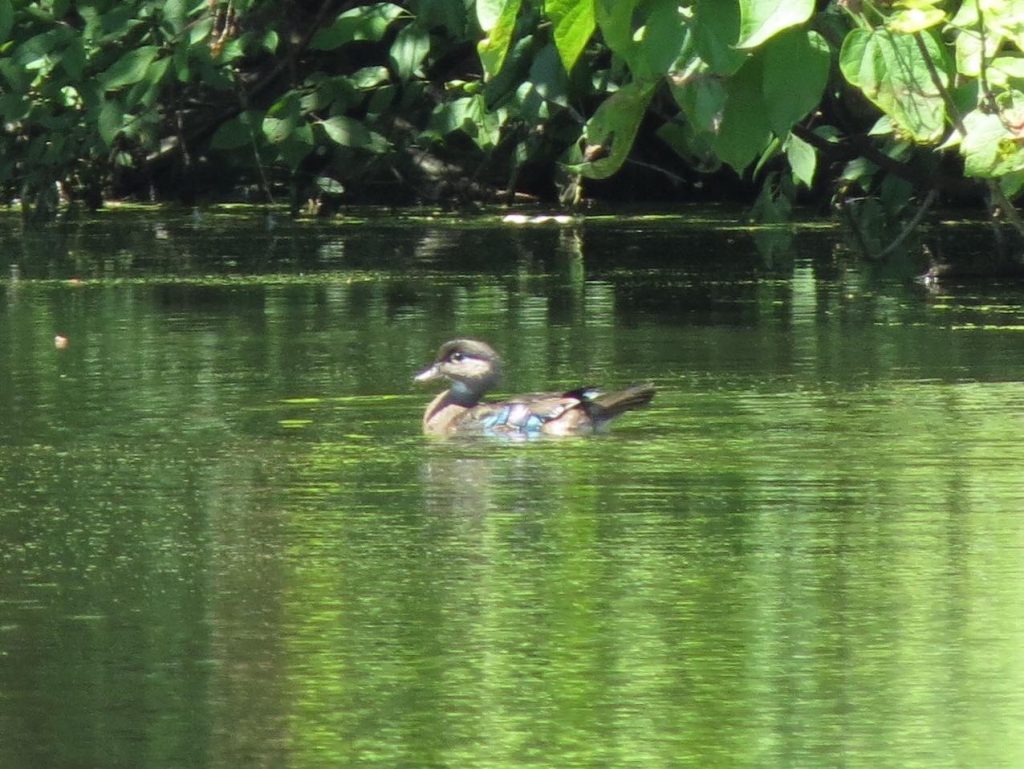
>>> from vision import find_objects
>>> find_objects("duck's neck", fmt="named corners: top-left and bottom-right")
top-left (423, 383), bottom-right (485, 435)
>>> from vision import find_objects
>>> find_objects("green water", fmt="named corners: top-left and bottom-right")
top-left (1, 210), bottom-right (1023, 769)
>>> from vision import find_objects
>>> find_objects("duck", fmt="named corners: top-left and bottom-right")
top-left (415, 338), bottom-right (655, 437)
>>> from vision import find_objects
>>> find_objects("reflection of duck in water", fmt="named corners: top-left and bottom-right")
top-left (415, 339), bottom-right (655, 437)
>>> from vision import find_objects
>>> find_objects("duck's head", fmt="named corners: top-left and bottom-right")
top-left (415, 338), bottom-right (502, 399)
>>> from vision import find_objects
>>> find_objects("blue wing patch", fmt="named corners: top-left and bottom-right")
top-left (482, 403), bottom-right (547, 434)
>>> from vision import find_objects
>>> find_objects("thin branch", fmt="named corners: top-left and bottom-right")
top-left (875, 188), bottom-right (937, 260)
top-left (975, 2), bottom-right (1000, 115)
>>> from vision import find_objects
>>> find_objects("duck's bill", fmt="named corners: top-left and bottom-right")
top-left (414, 364), bottom-right (440, 382)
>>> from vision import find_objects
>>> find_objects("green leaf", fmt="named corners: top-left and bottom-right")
top-left (547, 0), bottom-right (595, 74)
top-left (670, 65), bottom-right (726, 134)
top-left (656, 120), bottom-right (719, 171)
top-left (693, 0), bottom-right (748, 75)
top-left (351, 66), bottom-right (390, 89)
top-left (61, 36), bottom-right (86, 80)
top-left (762, 29), bottom-right (830, 136)
top-left (477, 0), bottom-right (521, 78)
top-left (476, 0), bottom-right (505, 31)
top-left (13, 30), bottom-right (67, 71)
top-left (961, 106), bottom-right (1024, 178)
top-left (961, 0), bottom-right (1024, 52)
top-left (367, 84), bottom-right (396, 116)
top-left (639, 0), bottom-right (690, 79)
top-left (101, 46), bottom-right (160, 90)
top-left (263, 94), bottom-right (300, 144)
top-left (316, 176), bottom-right (345, 195)
top-left (98, 99), bottom-right (124, 147)
top-left (888, 6), bottom-right (947, 34)
top-left (190, 16), bottom-right (213, 45)
top-left (839, 28), bottom-right (949, 143)
top-left (320, 115), bottom-right (372, 148)
top-left (428, 94), bottom-right (501, 149)
top-left (261, 30), bottom-right (279, 54)
top-left (518, 42), bottom-right (570, 116)
top-left (736, 0), bottom-right (814, 49)
top-left (0, 0), bottom-right (13, 43)
top-left (211, 113), bottom-right (257, 150)
top-left (389, 23), bottom-right (430, 80)
top-left (785, 132), bottom-right (816, 187)
top-left (595, 0), bottom-right (639, 63)
top-left (575, 81), bottom-right (656, 180)
top-left (0, 92), bottom-right (30, 121)
top-left (161, 0), bottom-right (188, 34)
top-left (311, 3), bottom-right (404, 50)
top-left (277, 123), bottom-right (315, 170)
top-left (263, 115), bottom-right (294, 145)
top-left (125, 57), bottom-right (170, 109)
top-left (989, 56), bottom-right (1024, 88)
top-left (712, 57), bottom-right (773, 172)
top-left (954, 27), bottom-right (1002, 78)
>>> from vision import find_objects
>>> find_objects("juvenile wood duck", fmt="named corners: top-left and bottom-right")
top-left (415, 339), bottom-right (656, 437)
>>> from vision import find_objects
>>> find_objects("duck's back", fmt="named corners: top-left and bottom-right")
top-left (452, 383), bottom-right (655, 437)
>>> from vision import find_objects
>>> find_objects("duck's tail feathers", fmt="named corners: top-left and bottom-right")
top-left (577, 382), bottom-right (656, 421)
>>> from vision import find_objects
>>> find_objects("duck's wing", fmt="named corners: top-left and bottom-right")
top-left (467, 390), bottom-right (589, 434)
top-left (463, 384), bottom-right (655, 436)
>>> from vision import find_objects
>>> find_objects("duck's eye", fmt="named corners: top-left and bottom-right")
top-left (450, 351), bottom-right (465, 362)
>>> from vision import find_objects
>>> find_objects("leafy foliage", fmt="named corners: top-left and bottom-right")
top-left (1, 0), bottom-right (1023, 255)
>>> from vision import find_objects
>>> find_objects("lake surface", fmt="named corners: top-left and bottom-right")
top-left (1, 209), bottom-right (1023, 769)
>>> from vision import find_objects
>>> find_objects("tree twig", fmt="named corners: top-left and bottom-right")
top-left (874, 188), bottom-right (937, 260)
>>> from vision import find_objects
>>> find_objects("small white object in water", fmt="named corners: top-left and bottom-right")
top-left (502, 213), bottom-right (575, 225)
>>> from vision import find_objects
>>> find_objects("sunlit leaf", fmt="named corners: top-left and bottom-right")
top-left (476, 0), bottom-right (505, 31)
top-left (961, 107), bottom-right (1024, 178)
top-left (639, 0), bottom-right (690, 79)
top-left (428, 94), bottom-right (499, 149)
top-left (351, 66), bottom-right (390, 89)
top-left (477, 0), bottom-right (521, 78)
top-left (547, 0), bottom-right (595, 73)
top-left (101, 46), bottom-right (160, 90)
top-left (189, 16), bottom-right (213, 45)
top-left (263, 95), bottom-right (300, 144)
top-left (320, 115), bottom-right (372, 147)
top-left (988, 55), bottom-right (1024, 87)
top-left (839, 28), bottom-right (949, 142)
top-left (785, 132), bottom-right (816, 187)
top-left (954, 27), bottom-right (1003, 78)
top-left (888, 6), bottom-right (947, 34)
top-left (310, 3), bottom-right (404, 50)
top-left (736, 0), bottom-right (814, 49)
top-left (389, 23), bottom-right (430, 80)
